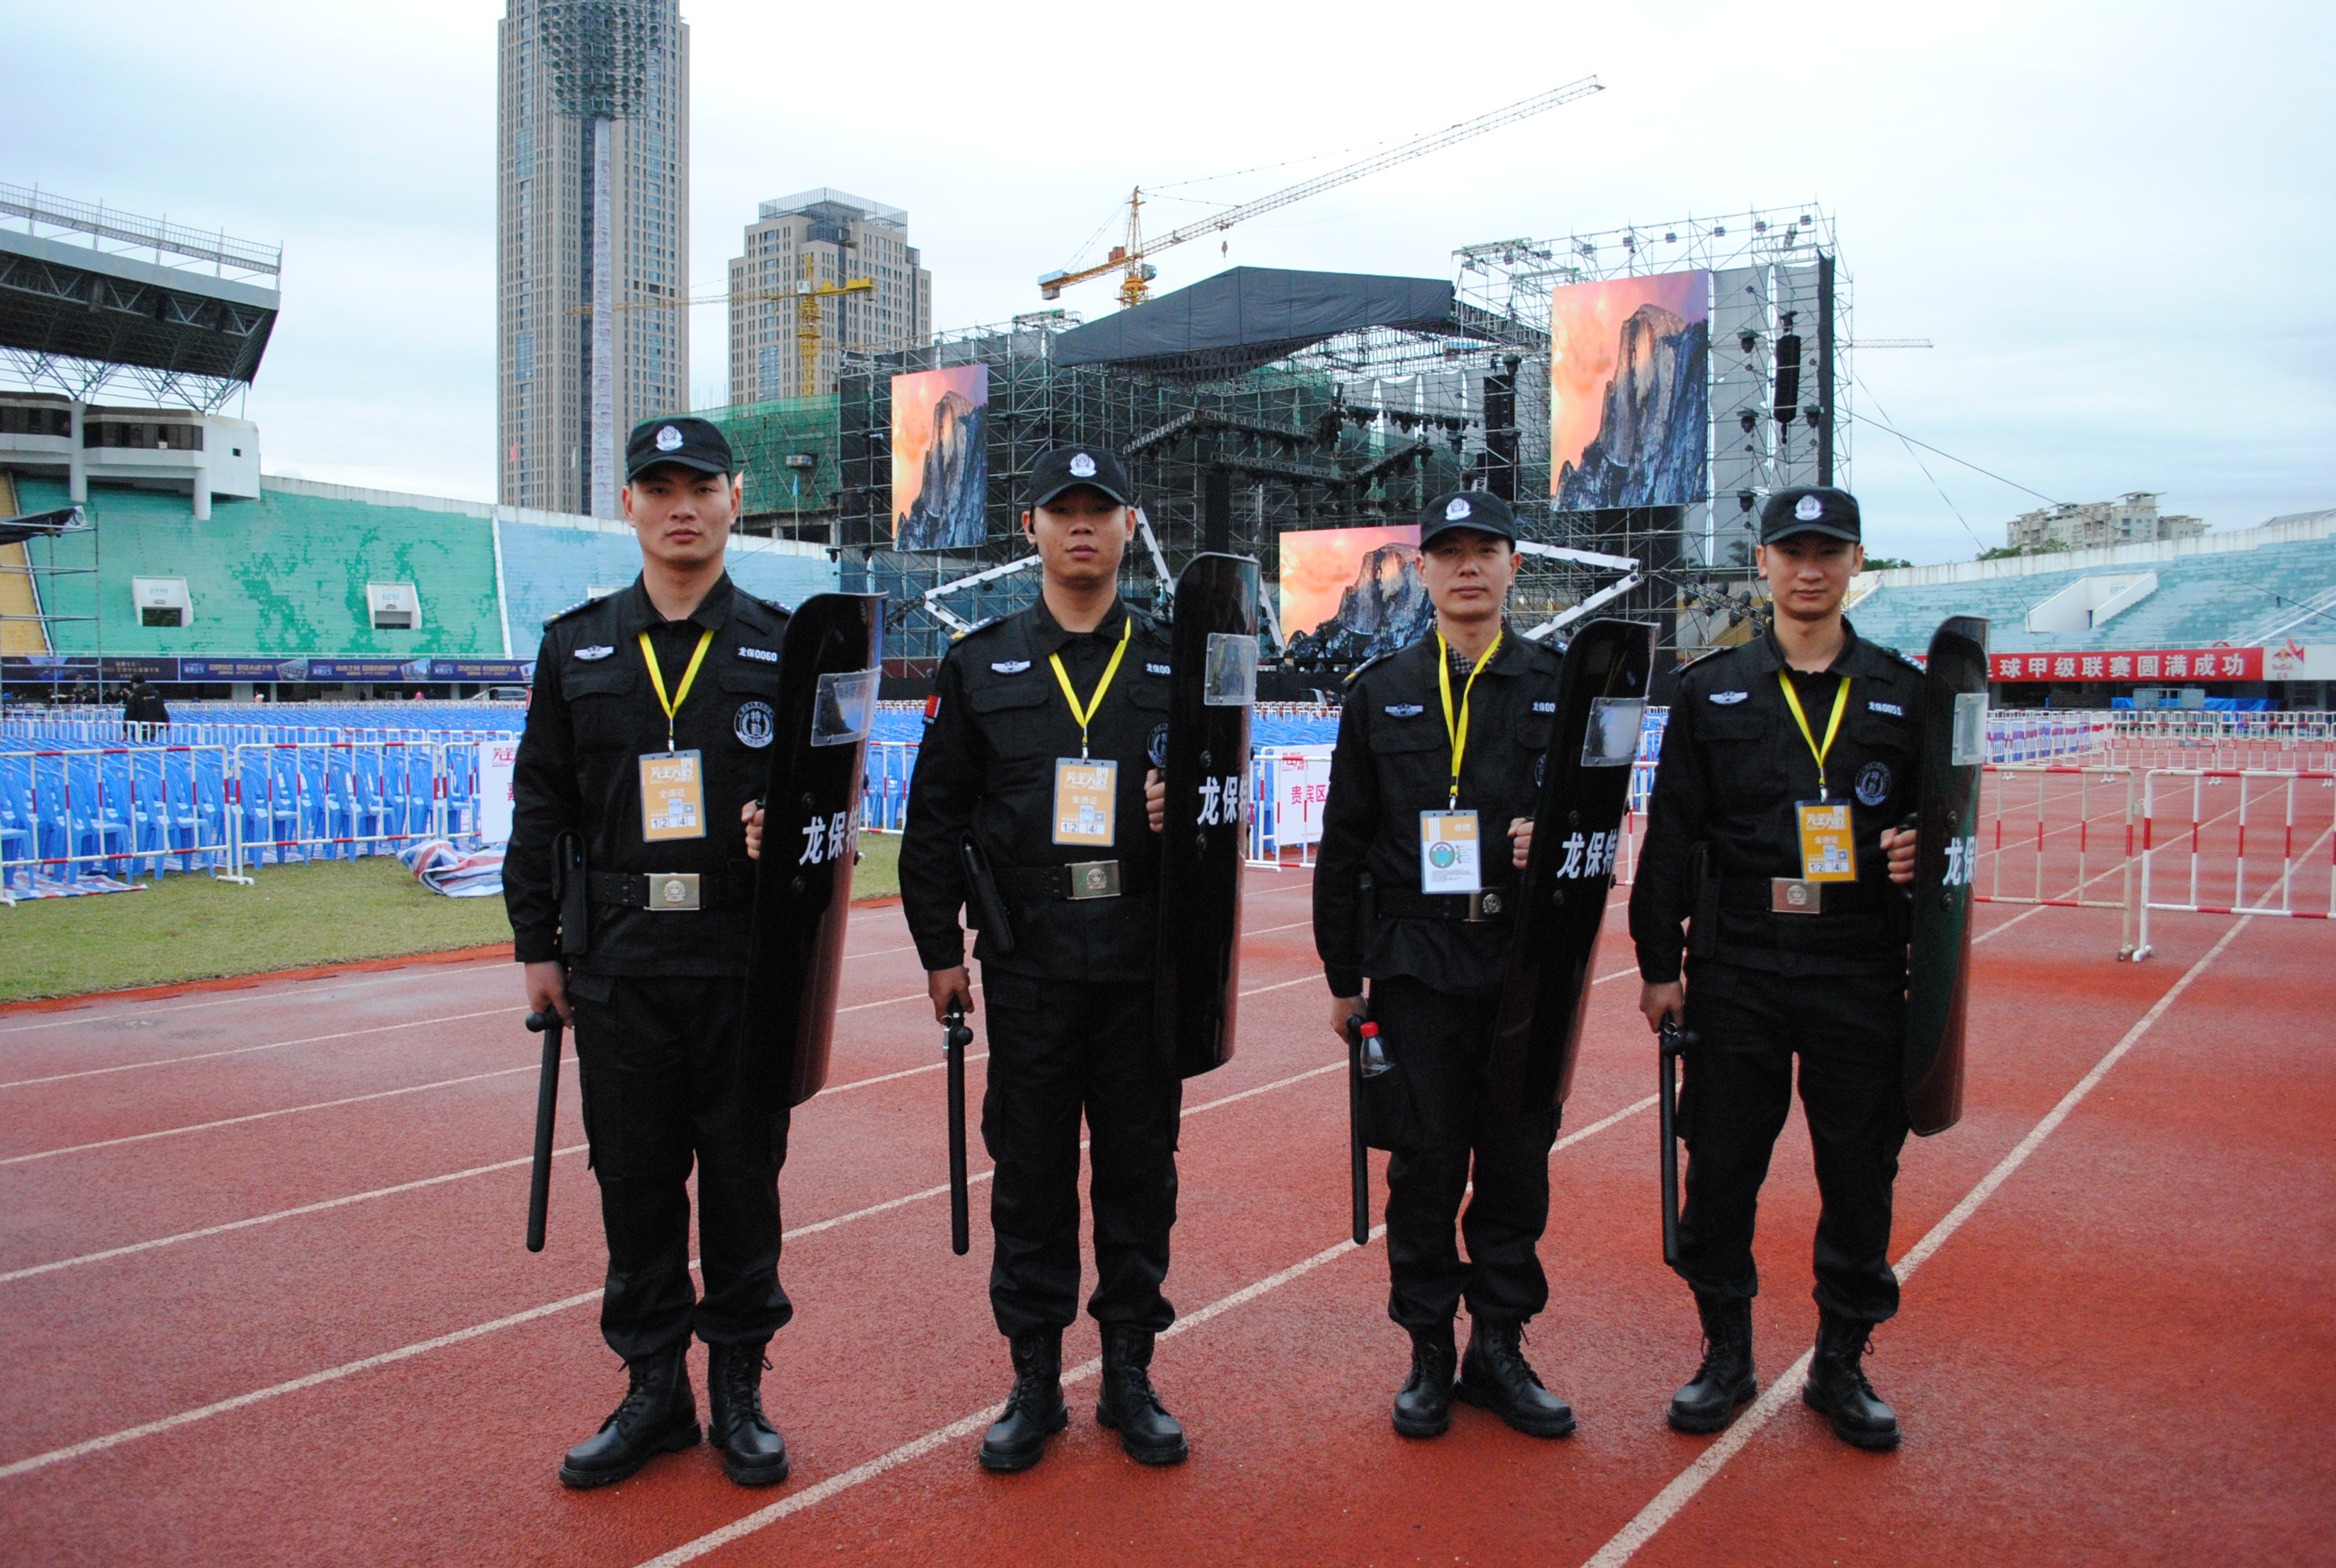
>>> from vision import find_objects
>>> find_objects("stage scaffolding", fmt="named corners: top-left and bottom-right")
top-left (1456, 204), bottom-right (1850, 665)
top-left (833, 308), bottom-right (1566, 669)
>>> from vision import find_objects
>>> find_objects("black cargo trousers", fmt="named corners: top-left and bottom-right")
top-left (1675, 961), bottom-right (1911, 1324)
top-left (978, 968), bottom-right (1183, 1340)
top-left (568, 970), bottom-right (794, 1359)
top-left (1366, 976), bottom-right (1560, 1332)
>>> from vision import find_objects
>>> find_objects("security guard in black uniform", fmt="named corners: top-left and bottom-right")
top-left (899, 446), bottom-right (1188, 1473)
top-left (1314, 490), bottom-right (1579, 1441)
top-left (1629, 485), bottom-right (1923, 1450)
top-left (507, 417), bottom-right (796, 1490)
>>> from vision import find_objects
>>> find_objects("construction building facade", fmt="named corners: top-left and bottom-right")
top-left (728, 190), bottom-right (930, 405)
top-left (496, 0), bottom-right (690, 518)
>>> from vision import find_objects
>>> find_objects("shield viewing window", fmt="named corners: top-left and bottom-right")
top-left (1950, 691), bottom-right (1988, 767)
top-left (1203, 632), bottom-right (1259, 707)
top-left (809, 669), bottom-right (879, 747)
top-left (1581, 698), bottom-right (1645, 767)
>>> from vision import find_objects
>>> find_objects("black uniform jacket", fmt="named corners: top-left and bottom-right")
top-left (1314, 625), bottom-right (1564, 1000)
top-left (506, 573), bottom-right (790, 976)
top-left (899, 596), bottom-right (1172, 983)
top-left (1629, 619), bottom-right (1925, 984)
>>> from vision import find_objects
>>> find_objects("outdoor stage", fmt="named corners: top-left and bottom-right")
top-left (0, 879), bottom-right (2328, 1565)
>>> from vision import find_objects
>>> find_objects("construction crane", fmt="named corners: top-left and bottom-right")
top-left (569, 261), bottom-right (878, 399)
top-left (1038, 76), bottom-right (1605, 310)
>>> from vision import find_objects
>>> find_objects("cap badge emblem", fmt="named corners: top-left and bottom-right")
top-left (1795, 493), bottom-right (1825, 522)
top-left (1445, 496), bottom-right (1472, 520)
top-left (656, 425), bottom-right (683, 452)
top-left (1070, 452), bottom-right (1098, 477)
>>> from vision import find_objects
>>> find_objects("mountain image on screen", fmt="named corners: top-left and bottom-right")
top-left (1554, 303), bottom-right (1709, 511)
top-left (1293, 542), bottom-right (1432, 663)
top-left (896, 390), bottom-right (987, 551)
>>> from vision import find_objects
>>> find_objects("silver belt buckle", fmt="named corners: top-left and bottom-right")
top-left (1066, 861), bottom-right (1122, 900)
top-left (1771, 878), bottom-right (1822, 914)
top-left (1464, 889), bottom-right (1506, 923)
top-left (649, 873), bottom-right (702, 911)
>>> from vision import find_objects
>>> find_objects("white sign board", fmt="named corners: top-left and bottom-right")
top-left (1270, 745), bottom-right (1336, 847)
top-left (2264, 643), bottom-right (2334, 682)
top-left (479, 739), bottom-right (519, 844)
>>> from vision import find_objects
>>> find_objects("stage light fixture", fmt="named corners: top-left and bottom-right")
top-left (1712, 224), bottom-right (1726, 236)
top-left (1738, 329), bottom-right (1759, 353)
top-left (1804, 406), bottom-right (1822, 427)
top-left (1737, 409), bottom-right (1758, 433)
top-left (1754, 220), bottom-right (1767, 234)
top-left (1737, 490), bottom-right (1756, 513)
top-left (1664, 231), bottom-right (1677, 243)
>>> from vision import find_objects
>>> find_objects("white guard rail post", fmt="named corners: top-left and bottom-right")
top-left (2138, 768), bottom-right (2336, 959)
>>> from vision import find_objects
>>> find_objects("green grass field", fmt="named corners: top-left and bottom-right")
top-left (0, 834), bottom-right (904, 1004)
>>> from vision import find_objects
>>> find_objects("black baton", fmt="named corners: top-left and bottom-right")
top-left (1345, 1011), bottom-right (1379, 1248)
top-left (1658, 1020), bottom-right (1694, 1268)
top-left (945, 1001), bottom-right (973, 1256)
top-left (524, 1009), bottom-right (564, 1253)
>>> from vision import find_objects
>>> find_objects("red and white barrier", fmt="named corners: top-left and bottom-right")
top-left (1976, 765), bottom-right (2139, 957)
top-left (2137, 769), bottom-right (2336, 957)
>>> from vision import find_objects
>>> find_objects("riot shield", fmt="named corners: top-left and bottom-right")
top-left (1153, 553), bottom-right (1260, 1079)
top-left (1904, 615), bottom-right (1988, 1136)
top-left (738, 594), bottom-right (884, 1111)
top-left (1487, 619), bottom-right (1657, 1117)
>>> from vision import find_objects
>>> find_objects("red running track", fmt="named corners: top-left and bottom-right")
top-left (0, 874), bottom-right (2328, 1566)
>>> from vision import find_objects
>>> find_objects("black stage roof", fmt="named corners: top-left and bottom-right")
top-left (0, 229), bottom-right (278, 386)
top-left (1051, 266), bottom-right (1539, 379)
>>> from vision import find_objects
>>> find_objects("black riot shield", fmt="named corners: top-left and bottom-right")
top-left (737, 594), bottom-right (884, 1112)
top-left (1153, 553), bottom-right (1261, 1079)
top-left (1904, 615), bottom-right (1989, 1136)
top-left (1487, 619), bottom-right (1658, 1118)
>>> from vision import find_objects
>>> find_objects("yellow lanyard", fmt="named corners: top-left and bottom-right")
top-left (638, 628), bottom-right (715, 753)
top-left (1434, 627), bottom-right (1504, 807)
top-left (1046, 618), bottom-right (1132, 761)
top-left (1776, 670), bottom-right (1852, 799)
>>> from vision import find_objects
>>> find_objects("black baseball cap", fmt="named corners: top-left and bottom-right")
top-left (1027, 445), bottom-right (1133, 510)
top-left (1418, 490), bottom-right (1517, 546)
top-left (626, 416), bottom-right (736, 482)
top-left (1760, 486), bottom-right (1862, 544)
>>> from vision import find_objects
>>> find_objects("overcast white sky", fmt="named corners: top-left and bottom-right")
top-left (8, 0), bottom-right (2332, 565)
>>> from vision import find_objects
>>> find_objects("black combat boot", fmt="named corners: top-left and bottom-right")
top-left (706, 1340), bottom-right (790, 1487)
top-left (1802, 1315), bottom-right (1901, 1450)
top-left (1094, 1324), bottom-right (1188, 1465)
top-left (1668, 1294), bottom-right (1758, 1434)
top-left (1455, 1316), bottom-right (1577, 1438)
top-left (557, 1342), bottom-right (699, 1489)
top-left (1391, 1321), bottom-right (1458, 1438)
top-left (978, 1327), bottom-right (1068, 1473)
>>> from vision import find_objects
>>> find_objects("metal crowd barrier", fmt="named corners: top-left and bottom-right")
top-left (2137, 769), bottom-right (2336, 958)
top-left (223, 737), bottom-right (503, 882)
top-left (1975, 765), bottom-right (2139, 958)
top-left (0, 744), bottom-right (236, 895)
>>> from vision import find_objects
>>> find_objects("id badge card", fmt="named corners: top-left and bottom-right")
top-left (1795, 799), bottom-right (1858, 882)
top-left (639, 750), bottom-right (707, 842)
top-left (1419, 810), bottom-right (1483, 895)
top-left (1052, 757), bottom-right (1119, 847)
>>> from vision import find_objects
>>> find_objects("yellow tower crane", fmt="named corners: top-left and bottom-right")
top-left (1038, 77), bottom-right (1604, 310)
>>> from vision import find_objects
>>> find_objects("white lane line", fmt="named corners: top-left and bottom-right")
top-left (1579, 915), bottom-right (2251, 1568)
top-left (632, 1225), bottom-right (1390, 1568)
top-left (0, 962), bottom-right (512, 1037)
top-left (843, 943), bottom-right (920, 961)
top-left (0, 1057), bottom-right (569, 1169)
top-left (0, 1145), bottom-right (589, 1285)
top-left (0, 1007), bottom-right (525, 1091)
top-left (0, 1053), bottom-right (1371, 1478)
top-left (0, 1052), bottom-right (1004, 1283)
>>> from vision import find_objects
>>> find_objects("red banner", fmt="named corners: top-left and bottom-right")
top-left (1989, 647), bottom-right (2263, 683)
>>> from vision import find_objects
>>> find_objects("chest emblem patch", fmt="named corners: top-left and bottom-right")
top-left (1709, 690), bottom-right (1748, 705)
top-left (735, 701), bottom-right (775, 749)
top-left (1867, 699), bottom-right (1904, 717)
top-left (738, 646), bottom-right (779, 664)
top-left (574, 644), bottom-right (615, 661)
top-left (1148, 723), bottom-right (1170, 769)
top-left (1385, 703), bottom-right (1425, 718)
top-left (991, 659), bottom-right (1032, 674)
top-left (1855, 760), bottom-right (1892, 807)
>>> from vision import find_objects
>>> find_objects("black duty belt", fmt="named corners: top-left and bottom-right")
top-left (1718, 876), bottom-right (1886, 916)
top-left (590, 863), bottom-right (757, 913)
top-left (1379, 883), bottom-right (1516, 923)
top-left (994, 859), bottom-right (1157, 903)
